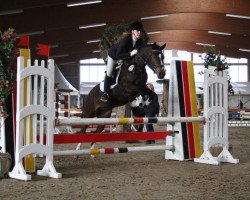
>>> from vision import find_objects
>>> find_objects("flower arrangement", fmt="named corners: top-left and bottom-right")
top-left (202, 46), bottom-right (229, 71)
top-left (201, 47), bottom-right (234, 94)
top-left (0, 28), bottom-right (18, 117)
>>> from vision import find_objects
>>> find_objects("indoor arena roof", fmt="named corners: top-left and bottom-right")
top-left (1, 0), bottom-right (250, 67)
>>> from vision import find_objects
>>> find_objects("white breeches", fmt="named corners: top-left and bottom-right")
top-left (106, 56), bottom-right (116, 77)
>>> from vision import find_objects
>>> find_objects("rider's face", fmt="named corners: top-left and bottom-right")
top-left (132, 30), bottom-right (141, 39)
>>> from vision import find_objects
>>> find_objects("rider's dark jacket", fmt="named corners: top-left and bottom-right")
top-left (108, 34), bottom-right (143, 60)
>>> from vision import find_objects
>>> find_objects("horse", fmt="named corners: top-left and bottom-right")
top-left (80, 42), bottom-right (166, 134)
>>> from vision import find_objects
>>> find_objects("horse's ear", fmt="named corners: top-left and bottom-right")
top-left (160, 43), bottom-right (166, 50)
top-left (152, 42), bottom-right (157, 47)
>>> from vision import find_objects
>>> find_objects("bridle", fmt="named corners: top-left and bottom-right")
top-left (147, 49), bottom-right (165, 75)
top-left (130, 45), bottom-right (165, 76)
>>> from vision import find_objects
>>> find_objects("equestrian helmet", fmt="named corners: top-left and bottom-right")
top-left (130, 21), bottom-right (144, 31)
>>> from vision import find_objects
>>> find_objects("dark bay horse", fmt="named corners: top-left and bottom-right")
top-left (81, 43), bottom-right (166, 134)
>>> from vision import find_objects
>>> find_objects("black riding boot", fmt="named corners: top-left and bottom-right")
top-left (100, 75), bottom-right (112, 102)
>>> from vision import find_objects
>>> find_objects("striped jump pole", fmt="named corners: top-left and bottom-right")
top-left (54, 145), bottom-right (173, 156)
top-left (56, 116), bottom-right (205, 126)
top-left (42, 131), bottom-right (173, 144)
top-left (49, 131), bottom-right (174, 156)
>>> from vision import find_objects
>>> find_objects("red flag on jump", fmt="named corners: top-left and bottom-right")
top-left (36, 44), bottom-right (50, 58)
top-left (18, 36), bottom-right (29, 48)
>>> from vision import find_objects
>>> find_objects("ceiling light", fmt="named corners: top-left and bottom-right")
top-left (147, 31), bottom-right (161, 35)
top-left (226, 14), bottom-right (250, 19)
top-left (196, 42), bottom-right (215, 47)
top-left (208, 31), bottom-right (231, 36)
top-left (141, 14), bottom-right (168, 20)
top-left (50, 54), bottom-right (69, 58)
top-left (67, 0), bottom-right (102, 7)
top-left (86, 39), bottom-right (100, 43)
top-left (239, 48), bottom-right (250, 52)
top-left (50, 44), bottom-right (59, 48)
top-left (93, 50), bottom-right (100, 53)
top-left (17, 30), bottom-right (45, 36)
top-left (79, 22), bottom-right (106, 29)
top-left (59, 61), bottom-right (78, 65)
top-left (0, 9), bottom-right (23, 16)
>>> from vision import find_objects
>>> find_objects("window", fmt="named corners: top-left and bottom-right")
top-left (80, 52), bottom-right (248, 83)
top-left (226, 57), bottom-right (248, 82)
top-left (193, 65), bottom-right (204, 83)
top-left (229, 65), bottom-right (248, 82)
top-left (80, 58), bottom-right (105, 82)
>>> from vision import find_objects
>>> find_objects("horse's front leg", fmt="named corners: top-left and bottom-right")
top-left (77, 125), bottom-right (88, 149)
top-left (89, 125), bottom-right (105, 158)
top-left (89, 108), bottom-right (112, 158)
top-left (80, 125), bottom-right (88, 133)
top-left (75, 125), bottom-right (88, 157)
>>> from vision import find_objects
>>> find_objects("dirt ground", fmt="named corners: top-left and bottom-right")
top-left (0, 126), bottom-right (250, 200)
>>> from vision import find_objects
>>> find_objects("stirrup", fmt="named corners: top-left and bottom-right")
top-left (100, 93), bottom-right (109, 102)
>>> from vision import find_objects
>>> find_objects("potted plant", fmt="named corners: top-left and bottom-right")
top-left (0, 28), bottom-right (18, 118)
top-left (201, 46), bottom-right (234, 95)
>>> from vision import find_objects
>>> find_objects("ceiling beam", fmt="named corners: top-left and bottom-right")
top-left (165, 42), bottom-right (250, 59)
top-left (149, 30), bottom-right (250, 49)
top-left (1, 0), bottom-right (250, 33)
top-left (1, 0), bottom-right (249, 62)
top-left (1, 0), bottom-right (250, 15)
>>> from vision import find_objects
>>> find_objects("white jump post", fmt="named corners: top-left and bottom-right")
top-left (9, 57), bottom-right (62, 181)
top-left (0, 116), bottom-right (6, 153)
top-left (194, 68), bottom-right (239, 165)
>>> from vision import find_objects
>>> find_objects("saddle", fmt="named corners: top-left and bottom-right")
top-left (99, 60), bottom-right (137, 102)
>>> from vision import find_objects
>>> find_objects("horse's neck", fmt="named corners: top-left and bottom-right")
top-left (132, 53), bottom-right (147, 67)
top-left (119, 61), bottom-right (147, 85)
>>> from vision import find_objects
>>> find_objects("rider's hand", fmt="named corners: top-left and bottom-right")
top-left (130, 49), bottom-right (138, 56)
top-left (145, 98), bottom-right (151, 106)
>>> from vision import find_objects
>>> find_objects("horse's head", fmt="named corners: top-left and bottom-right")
top-left (136, 43), bottom-right (166, 79)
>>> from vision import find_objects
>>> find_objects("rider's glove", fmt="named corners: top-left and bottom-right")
top-left (130, 49), bottom-right (138, 56)
top-left (145, 98), bottom-right (151, 106)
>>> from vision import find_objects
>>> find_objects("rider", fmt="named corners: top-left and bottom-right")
top-left (100, 21), bottom-right (145, 102)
